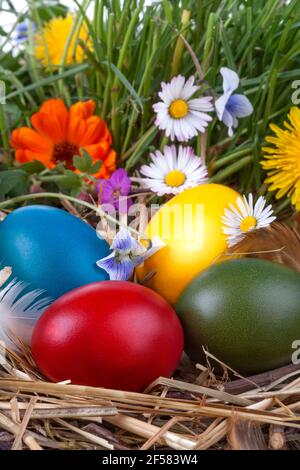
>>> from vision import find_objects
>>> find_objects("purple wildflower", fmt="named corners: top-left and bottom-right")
top-left (96, 229), bottom-right (165, 281)
top-left (15, 21), bottom-right (35, 44)
top-left (97, 168), bottom-right (132, 214)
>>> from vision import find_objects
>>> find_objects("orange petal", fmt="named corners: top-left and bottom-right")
top-left (67, 116), bottom-right (87, 146)
top-left (79, 116), bottom-right (108, 146)
top-left (94, 149), bottom-right (117, 179)
top-left (15, 149), bottom-right (27, 164)
top-left (70, 100), bottom-right (96, 120)
top-left (31, 99), bottom-right (69, 143)
top-left (96, 120), bottom-right (112, 146)
top-left (24, 150), bottom-right (53, 167)
top-left (104, 149), bottom-right (117, 171)
top-left (83, 142), bottom-right (110, 160)
top-left (39, 98), bottom-right (68, 116)
top-left (97, 167), bottom-right (109, 179)
top-left (10, 128), bottom-right (52, 154)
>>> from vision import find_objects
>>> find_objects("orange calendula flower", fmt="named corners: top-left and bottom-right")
top-left (10, 99), bottom-right (116, 179)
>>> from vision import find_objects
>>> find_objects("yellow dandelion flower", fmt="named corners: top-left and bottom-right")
top-left (35, 14), bottom-right (92, 69)
top-left (261, 106), bottom-right (300, 211)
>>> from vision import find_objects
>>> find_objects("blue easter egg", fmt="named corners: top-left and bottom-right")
top-left (0, 205), bottom-right (110, 299)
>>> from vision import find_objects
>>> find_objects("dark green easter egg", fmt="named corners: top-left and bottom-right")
top-left (175, 258), bottom-right (300, 374)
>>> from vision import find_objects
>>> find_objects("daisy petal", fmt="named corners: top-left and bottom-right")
top-left (222, 193), bottom-right (276, 247)
top-left (153, 75), bottom-right (213, 142)
top-left (139, 144), bottom-right (208, 196)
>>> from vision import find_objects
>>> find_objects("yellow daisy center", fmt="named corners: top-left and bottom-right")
top-left (169, 99), bottom-right (189, 119)
top-left (240, 216), bottom-right (257, 233)
top-left (165, 170), bottom-right (186, 187)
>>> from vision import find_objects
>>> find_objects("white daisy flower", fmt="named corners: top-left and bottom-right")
top-left (153, 75), bottom-right (214, 142)
top-left (140, 144), bottom-right (208, 196)
top-left (222, 193), bottom-right (276, 247)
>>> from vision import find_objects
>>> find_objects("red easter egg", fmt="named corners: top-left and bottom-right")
top-left (31, 281), bottom-right (184, 392)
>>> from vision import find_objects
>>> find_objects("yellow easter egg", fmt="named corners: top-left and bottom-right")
top-left (137, 184), bottom-right (240, 304)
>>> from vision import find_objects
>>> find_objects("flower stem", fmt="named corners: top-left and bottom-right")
top-left (170, 10), bottom-right (191, 78)
top-left (202, 12), bottom-right (217, 75)
top-left (0, 104), bottom-right (11, 164)
top-left (102, 13), bottom-right (114, 120)
top-left (111, 3), bottom-right (143, 151)
top-left (0, 192), bottom-right (146, 239)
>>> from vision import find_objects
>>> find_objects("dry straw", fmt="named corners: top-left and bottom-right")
top-left (1, 344), bottom-right (300, 451)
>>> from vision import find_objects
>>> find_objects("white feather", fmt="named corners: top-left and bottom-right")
top-left (0, 267), bottom-right (12, 287)
top-left (0, 268), bottom-right (52, 350)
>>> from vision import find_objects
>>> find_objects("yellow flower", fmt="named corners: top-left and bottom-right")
top-left (261, 106), bottom-right (300, 211)
top-left (35, 14), bottom-right (92, 69)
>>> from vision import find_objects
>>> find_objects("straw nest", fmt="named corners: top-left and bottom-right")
top-left (1, 208), bottom-right (300, 451)
top-left (1, 342), bottom-right (300, 451)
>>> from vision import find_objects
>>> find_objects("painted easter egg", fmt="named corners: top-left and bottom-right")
top-left (32, 281), bottom-right (184, 392)
top-left (176, 258), bottom-right (300, 374)
top-left (136, 184), bottom-right (240, 304)
top-left (0, 205), bottom-right (110, 299)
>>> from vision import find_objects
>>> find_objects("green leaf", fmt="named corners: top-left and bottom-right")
top-left (0, 170), bottom-right (30, 200)
top-left (70, 186), bottom-right (82, 198)
top-left (2, 103), bottom-right (22, 127)
top-left (35, 4), bottom-right (68, 22)
top-left (103, 61), bottom-right (144, 113)
top-left (56, 170), bottom-right (82, 192)
top-left (20, 160), bottom-right (46, 174)
top-left (73, 149), bottom-right (93, 173)
top-left (73, 156), bottom-right (86, 172)
top-left (89, 160), bottom-right (102, 175)
top-left (5, 64), bottom-right (89, 100)
top-left (0, 53), bottom-right (22, 76)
